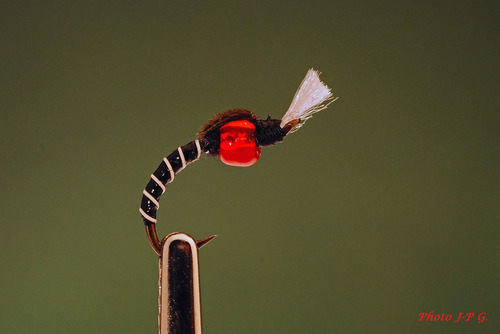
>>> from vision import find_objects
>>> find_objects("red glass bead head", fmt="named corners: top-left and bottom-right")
top-left (219, 120), bottom-right (261, 167)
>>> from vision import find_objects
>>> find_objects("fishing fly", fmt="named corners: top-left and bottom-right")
top-left (139, 69), bottom-right (336, 333)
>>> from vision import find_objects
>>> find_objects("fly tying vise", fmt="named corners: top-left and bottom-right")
top-left (139, 69), bottom-right (336, 333)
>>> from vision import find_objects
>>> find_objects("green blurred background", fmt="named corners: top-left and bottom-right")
top-left (1, 1), bottom-right (498, 333)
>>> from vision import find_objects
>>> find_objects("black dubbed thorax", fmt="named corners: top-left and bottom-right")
top-left (197, 109), bottom-right (286, 155)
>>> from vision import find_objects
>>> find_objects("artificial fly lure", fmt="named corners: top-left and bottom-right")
top-left (140, 69), bottom-right (336, 334)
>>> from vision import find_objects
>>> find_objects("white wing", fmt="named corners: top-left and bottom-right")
top-left (280, 69), bottom-right (336, 133)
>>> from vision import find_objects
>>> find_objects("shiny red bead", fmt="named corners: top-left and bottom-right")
top-left (219, 120), bottom-right (261, 167)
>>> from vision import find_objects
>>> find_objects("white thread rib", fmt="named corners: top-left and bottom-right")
top-left (150, 174), bottom-right (166, 194)
top-left (163, 158), bottom-right (175, 182)
top-left (139, 208), bottom-right (157, 224)
top-left (177, 147), bottom-right (186, 169)
top-left (195, 139), bottom-right (201, 160)
top-left (143, 190), bottom-right (160, 209)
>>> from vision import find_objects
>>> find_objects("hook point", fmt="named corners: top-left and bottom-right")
top-left (196, 235), bottom-right (218, 249)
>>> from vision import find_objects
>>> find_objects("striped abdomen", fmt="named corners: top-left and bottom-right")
top-left (140, 140), bottom-right (202, 226)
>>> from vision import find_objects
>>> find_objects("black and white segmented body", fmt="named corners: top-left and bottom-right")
top-left (139, 110), bottom-right (286, 228)
top-left (140, 140), bottom-right (202, 226)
